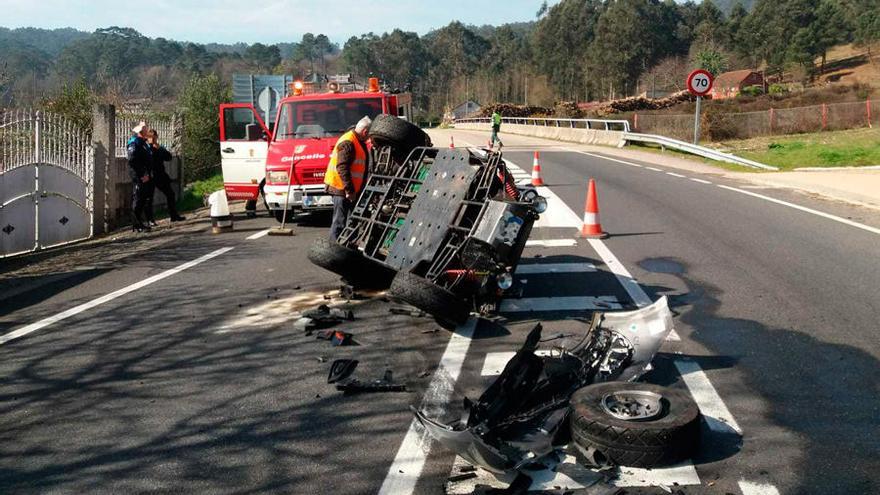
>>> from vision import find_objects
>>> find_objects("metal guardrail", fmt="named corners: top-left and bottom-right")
top-left (622, 132), bottom-right (778, 171)
top-left (456, 116), bottom-right (631, 132)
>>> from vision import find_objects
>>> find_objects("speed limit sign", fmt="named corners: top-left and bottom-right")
top-left (687, 69), bottom-right (714, 96)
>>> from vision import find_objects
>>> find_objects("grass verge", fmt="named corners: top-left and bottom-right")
top-left (711, 128), bottom-right (880, 171)
top-left (178, 173), bottom-right (225, 212)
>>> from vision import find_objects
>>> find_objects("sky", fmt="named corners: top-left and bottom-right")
top-left (0, 0), bottom-right (557, 44)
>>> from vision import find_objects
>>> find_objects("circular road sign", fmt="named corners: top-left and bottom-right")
top-left (686, 69), bottom-right (714, 96)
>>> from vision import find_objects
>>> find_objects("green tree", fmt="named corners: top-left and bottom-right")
top-left (39, 78), bottom-right (98, 131)
top-left (245, 43), bottom-right (281, 72)
top-left (179, 74), bottom-right (229, 181)
top-left (691, 46), bottom-right (729, 75)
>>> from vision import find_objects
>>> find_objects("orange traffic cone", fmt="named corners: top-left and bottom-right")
top-left (450, 135), bottom-right (455, 148)
top-left (580, 179), bottom-right (608, 239)
top-left (531, 151), bottom-right (545, 186)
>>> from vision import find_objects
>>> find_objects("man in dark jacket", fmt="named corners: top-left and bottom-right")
top-left (146, 129), bottom-right (185, 222)
top-left (324, 116), bottom-right (371, 240)
top-left (127, 122), bottom-right (153, 232)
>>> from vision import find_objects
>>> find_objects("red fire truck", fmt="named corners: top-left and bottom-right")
top-left (219, 77), bottom-right (414, 221)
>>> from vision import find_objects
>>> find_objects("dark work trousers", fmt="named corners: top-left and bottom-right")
top-left (132, 180), bottom-right (152, 227)
top-left (330, 195), bottom-right (353, 240)
top-left (491, 124), bottom-right (502, 146)
top-left (152, 175), bottom-right (179, 219)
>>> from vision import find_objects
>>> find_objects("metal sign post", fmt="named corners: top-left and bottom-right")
top-left (686, 69), bottom-right (714, 145)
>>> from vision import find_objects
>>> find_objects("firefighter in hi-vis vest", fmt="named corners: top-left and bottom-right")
top-left (325, 116), bottom-right (371, 240)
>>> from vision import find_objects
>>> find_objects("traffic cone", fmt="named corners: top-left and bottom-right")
top-left (450, 136), bottom-right (455, 148)
top-left (580, 179), bottom-right (608, 239)
top-left (531, 151), bottom-right (545, 186)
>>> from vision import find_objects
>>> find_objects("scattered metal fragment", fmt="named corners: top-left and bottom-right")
top-left (390, 307), bottom-right (427, 317)
top-left (335, 368), bottom-right (406, 394)
top-left (448, 472), bottom-right (478, 483)
top-left (328, 359), bottom-right (359, 384)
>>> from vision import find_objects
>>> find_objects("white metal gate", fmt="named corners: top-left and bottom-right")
top-left (0, 109), bottom-right (94, 258)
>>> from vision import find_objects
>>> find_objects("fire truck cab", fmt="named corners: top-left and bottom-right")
top-left (219, 77), bottom-right (414, 221)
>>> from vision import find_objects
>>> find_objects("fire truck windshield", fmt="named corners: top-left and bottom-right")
top-left (274, 98), bottom-right (383, 141)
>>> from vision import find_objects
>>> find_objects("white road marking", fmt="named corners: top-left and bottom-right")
top-left (446, 453), bottom-right (700, 493)
top-left (246, 229), bottom-right (270, 240)
top-left (613, 460), bottom-right (702, 487)
top-left (646, 166), bottom-right (663, 172)
top-left (500, 296), bottom-right (623, 312)
top-left (674, 359), bottom-right (742, 434)
top-left (666, 172), bottom-right (686, 178)
top-left (587, 239), bottom-right (681, 342)
top-left (515, 262), bottom-right (596, 274)
top-left (717, 184), bottom-right (880, 236)
top-left (525, 239), bottom-right (578, 248)
top-left (0, 247), bottom-right (235, 346)
top-left (480, 350), bottom-right (557, 376)
top-left (572, 150), bottom-right (644, 168)
top-left (378, 319), bottom-right (477, 495)
top-left (738, 480), bottom-right (781, 495)
top-left (535, 186), bottom-right (583, 228)
top-left (690, 177), bottom-right (713, 185)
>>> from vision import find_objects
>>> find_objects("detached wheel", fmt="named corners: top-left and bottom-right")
top-left (570, 382), bottom-right (701, 468)
top-left (369, 114), bottom-right (432, 155)
top-left (307, 238), bottom-right (394, 289)
top-left (387, 271), bottom-right (470, 327)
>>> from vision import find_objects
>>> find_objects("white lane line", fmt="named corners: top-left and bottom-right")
top-left (0, 247), bottom-right (235, 346)
top-left (526, 239), bottom-right (578, 248)
top-left (613, 460), bottom-right (702, 487)
top-left (646, 166), bottom-right (663, 172)
top-left (378, 318), bottom-right (477, 495)
top-left (481, 350), bottom-right (556, 376)
top-left (588, 239), bottom-right (681, 342)
top-left (535, 186), bottom-right (583, 228)
top-left (739, 480), bottom-right (781, 495)
top-left (717, 184), bottom-right (880, 236)
top-left (674, 359), bottom-right (742, 434)
top-left (666, 172), bottom-right (686, 178)
top-left (572, 150), bottom-right (644, 168)
top-left (500, 296), bottom-right (623, 313)
top-left (690, 177), bottom-right (713, 185)
top-left (515, 262), bottom-right (596, 274)
top-left (246, 229), bottom-right (270, 240)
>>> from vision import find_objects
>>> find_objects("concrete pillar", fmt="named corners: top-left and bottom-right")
top-left (91, 104), bottom-right (115, 234)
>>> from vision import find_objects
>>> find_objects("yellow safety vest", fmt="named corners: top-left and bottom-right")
top-left (324, 131), bottom-right (367, 193)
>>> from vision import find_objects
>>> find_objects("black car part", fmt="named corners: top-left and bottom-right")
top-left (414, 297), bottom-right (682, 474)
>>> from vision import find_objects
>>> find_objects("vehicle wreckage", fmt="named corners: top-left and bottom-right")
top-left (414, 297), bottom-right (702, 474)
top-left (308, 115), bottom-right (546, 326)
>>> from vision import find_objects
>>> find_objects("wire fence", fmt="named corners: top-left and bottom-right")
top-left (628, 99), bottom-right (877, 142)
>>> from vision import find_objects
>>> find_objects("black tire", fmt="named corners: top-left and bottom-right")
top-left (369, 114), bottom-right (432, 153)
top-left (570, 382), bottom-right (701, 468)
top-left (387, 271), bottom-right (470, 327)
top-left (307, 238), bottom-right (394, 289)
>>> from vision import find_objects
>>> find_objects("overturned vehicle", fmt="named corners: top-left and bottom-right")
top-left (415, 297), bottom-right (702, 475)
top-left (308, 115), bottom-right (546, 326)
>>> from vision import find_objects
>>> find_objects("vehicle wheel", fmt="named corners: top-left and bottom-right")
top-left (387, 271), bottom-right (470, 327)
top-left (307, 238), bottom-right (394, 289)
top-left (369, 114), bottom-right (432, 154)
top-left (274, 209), bottom-right (294, 223)
top-left (569, 382), bottom-right (701, 468)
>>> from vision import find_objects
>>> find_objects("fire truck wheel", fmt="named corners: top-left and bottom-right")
top-left (274, 209), bottom-right (295, 223)
top-left (569, 382), bottom-right (701, 468)
top-left (369, 114), bottom-right (432, 152)
top-left (307, 238), bottom-right (394, 289)
top-left (387, 271), bottom-right (470, 327)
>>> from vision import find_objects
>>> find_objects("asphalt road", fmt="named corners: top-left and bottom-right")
top-left (1, 129), bottom-right (878, 494)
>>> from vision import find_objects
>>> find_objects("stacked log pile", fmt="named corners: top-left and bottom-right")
top-left (477, 103), bottom-right (552, 118)
top-left (591, 90), bottom-right (697, 116)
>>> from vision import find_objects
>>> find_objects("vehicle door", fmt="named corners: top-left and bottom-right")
top-left (219, 103), bottom-right (272, 200)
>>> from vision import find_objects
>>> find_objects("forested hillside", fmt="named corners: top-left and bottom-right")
top-left (1, 0), bottom-right (878, 120)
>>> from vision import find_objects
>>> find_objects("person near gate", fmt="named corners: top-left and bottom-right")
top-left (324, 116), bottom-right (371, 240)
top-left (491, 110), bottom-right (503, 148)
top-left (146, 128), bottom-right (185, 223)
top-left (127, 121), bottom-right (153, 232)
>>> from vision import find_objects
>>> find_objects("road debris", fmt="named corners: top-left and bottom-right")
top-left (416, 298), bottom-right (687, 478)
top-left (335, 368), bottom-right (407, 394)
top-left (327, 359), bottom-right (359, 384)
